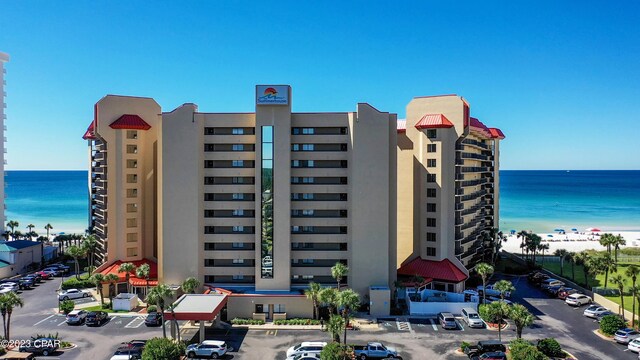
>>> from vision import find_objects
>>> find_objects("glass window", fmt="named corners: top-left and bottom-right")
top-left (427, 218), bottom-right (436, 227)
top-left (426, 129), bottom-right (437, 139)
top-left (427, 159), bottom-right (436, 168)
top-left (261, 126), bottom-right (274, 279)
top-left (426, 233), bottom-right (436, 242)
top-left (426, 247), bottom-right (436, 256)
top-left (427, 144), bottom-right (436, 152)
top-left (427, 174), bottom-right (436, 183)
top-left (427, 203), bottom-right (436, 212)
top-left (232, 128), bottom-right (244, 135)
top-left (427, 188), bottom-right (436, 197)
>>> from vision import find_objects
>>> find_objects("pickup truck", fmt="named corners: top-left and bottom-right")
top-left (477, 285), bottom-right (511, 298)
top-left (463, 340), bottom-right (506, 359)
top-left (352, 342), bottom-right (400, 359)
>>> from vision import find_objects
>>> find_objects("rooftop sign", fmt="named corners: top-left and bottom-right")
top-left (256, 85), bottom-right (289, 105)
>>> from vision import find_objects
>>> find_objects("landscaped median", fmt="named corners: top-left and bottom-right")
top-left (459, 338), bottom-right (577, 360)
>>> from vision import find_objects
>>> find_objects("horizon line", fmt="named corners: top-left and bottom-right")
top-left (4, 168), bottom-right (640, 172)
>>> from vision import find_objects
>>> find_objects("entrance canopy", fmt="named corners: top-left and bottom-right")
top-left (163, 294), bottom-right (228, 321)
top-left (98, 259), bottom-right (158, 286)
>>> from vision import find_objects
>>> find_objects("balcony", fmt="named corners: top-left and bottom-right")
top-left (461, 138), bottom-right (489, 150)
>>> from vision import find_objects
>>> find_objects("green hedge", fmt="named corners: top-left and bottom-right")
top-left (600, 314), bottom-right (626, 336)
top-left (273, 318), bottom-right (321, 325)
top-left (537, 338), bottom-right (565, 358)
top-left (230, 318), bottom-right (265, 325)
top-left (61, 277), bottom-right (93, 290)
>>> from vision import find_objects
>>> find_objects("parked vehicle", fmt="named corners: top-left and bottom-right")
top-left (438, 312), bottom-right (458, 330)
top-left (583, 305), bottom-right (609, 318)
top-left (596, 311), bottom-right (618, 322)
top-left (464, 340), bottom-right (507, 359)
top-left (144, 312), bottom-right (163, 327)
top-left (18, 278), bottom-right (34, 289)
top-left (66, 310), bottom-right (88, 325)
top-left (25, 273), bottom-right (42, 283)
top-left (352, 342), bottom-right (399, 360)
top-left (483, 296), bottom-right (513, 306)
top-left (18, 337), bottom-right (59, 356)
top-left (462, 307), bottom-right (484, 328)
top-left (545, 285), bottom-right (566, 296)
top-left (36, 270), bottom-right (52, 279)
top-left (42, 268), bottom-right (60, 276)
top-left (0, 282), bottom-right (19, 292)
top-left (58, 288), bottom-right (90, 301)
top-left (540, 279), bottom-right (565, 290)
top-left (528, 273), bottom-right (549, 285)
top-left (477, 284), bottom-right (511, 298)
top-left (287, 342), bottom-right (327, 357)
top-left (186, 340), bottom-right (229, 359)
top-left (50, 263), bottom-right (71, 273)
top-left (557, 288), bottom-right (579, 300)
top-left (110, 347), bottom-right (142, 360)
top-left (86, 311), bottom-right (109, 326)
top-left (615, 328), bottom-right (640, 344)
top-left (286, 353), bottom-right (321, 360)
top-left (565, 293), bottom-right (592, 306)
top-left (471, 352), bottom-right (507, 360)
top-left (628, 338), bottom-right (640, 353)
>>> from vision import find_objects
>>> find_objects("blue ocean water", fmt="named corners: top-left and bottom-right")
top-left (5, 170), bottom-right (88, 235)
top-left (3, 170), bottom-right (640, 235)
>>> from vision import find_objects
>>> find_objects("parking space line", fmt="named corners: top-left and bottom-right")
top-left (457, 320), bottom-right (465, 331)
top-left (57, 319), bottom-right (67, 326)
top-left (429, 318), bottom-right (438, 330)
top-left (124, 316), bottom-right (145, 328)
top-left (33, 315), bottom-right (55, 326)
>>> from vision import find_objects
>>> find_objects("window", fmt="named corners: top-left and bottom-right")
top-left (232, 275), bottom-right (244, 280)
top-left (427, 144), bottom-right (436, 153)
top-left (232, 259), bottom-right (244, 264)
top-left (274, 304), bottom-right (286, 313)
top-left (234, 193), bottom-right (246, 200)
top-left (261, 126), bottom-right (274, 279)
top-left (204, 243), bottom-right (215, 251)
top-left (126, 174), bottom-right (138, 183)
top-left (426, 129), bottom-right (437, 139)
top-left (126, 218), bottom-right (137, 228)
top-left (126, 203), bottom-right (138, 213)
top-left (232, 144), bottom-right (244, 151)
top-left (126, 233), bottom-right (137, 242)
top-left (232, 242), bottom-right (244, 248)
top-left (127, 159), bottom-right (138, 169)
top-left (426, 247), bottom-right (436, 256)
top-left (232, 160), bottom-right (244, 167)
top-left (232, 128), bottom-right (244, 135)
top-left (427, 159), bottom-right (436, 168)
top-left (427, 218), bottom-right (436, 227)
top-left (427, 174), bottom-right (436, 183)
top-left (302, 259), bottom-right (314, 264)
top-left (426, 232), bottom-right (436, 242)
top-left (232, 209), bottom-right (244, 216)
top-left (126, 130), bottom-right (138, 139)
top-left (427, 203), bottom-right (436, 212)
top-left (427, 188), bottom-right (436, 197)
top-left (126, 145), bottom-right (138, 154)
top-left (127, 247), bottom-right (138, 257)
top-left (232, 226), bottom-right (245, 232)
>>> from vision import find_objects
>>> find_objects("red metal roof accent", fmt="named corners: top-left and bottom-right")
top-left (397, 119), bottom-right (406, 133)
top-left (109, 114), bottom-right (151, 130)
top-left (99, 259), bottom-right (158, 283)
top-left (82, 120), bottom-right (96, 140)
top-left (415, 114), bottom-right (454, 130)
top-left (469, 117), bottom-right (492, 138)
top-left (488, 128), bottom-right (505, 139)
top-left (397, 258), bottom-right (468, 283)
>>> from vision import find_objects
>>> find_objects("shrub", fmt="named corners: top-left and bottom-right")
top-left (61, 277), bottom-right (93, 290)
top-left (599, 314), bottom-right (626, 336)
top-left (230, 318), bottom-right (265, 325)
top-left (460, 341), bottom-right (470, 352)
top-left (273, 318), bottom-right (321, 325)
top-left (537, 338), bottom-right (564, 358)
top-left (509, 339), bottom-right (547, 360)
top-left (59, 300), bottom-right (75, 314)
top-left (101, 303), bottom-right (111, 309)
top-left (141, 337), bottom-right (184, 360)
top-left (147, 305), bottom-right (157, 313)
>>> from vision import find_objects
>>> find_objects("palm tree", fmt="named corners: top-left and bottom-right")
top-left (538, 243), bottom-right (550, 267)
top-left (528, 234), bottom-right (542, 264)
top-left (305, 282), bottom-right (322, 320)
top-left (44, 223), bottom-right (53, 240)
top-left (410, 274), bottom-right (425, 301)
top-left (613, 234), bottom-right (626, 263)
top-left (517, 230), bottom-right (529, 258)
top-left (601, 253), bottom-right (617, 288)
top-left (81, 235), bottom-right (99, 272)
top-left (0, 292), bottom-right (23, 340)
top-left (555, 249), bottom-right (569, 277)
top-left (585, 254), bottom-right (605, 289)
top-left (26, 224), bottom-right (35, 239)
top-left (627, 265), bottom-right (640, 327)
top-left (599, 233), bottom-right (616, 257)
top-left (326, 314), bottom-right (345, 343)
top-left (611, 275), bottom-right (626, 316)
top-left (573, 251), bottom-right (590, 287)
top-left (6, 220), bottom-right (18, 239)
top-left (90, 273), bottom-right (106, 305)
top-left (567, 251), bottom-right (576, 281)
top-left (319, 288), bottom-right (339, 315)
top-left (136, 264), bottom-right (151, 297)
top-left (118, 262), bottom-right (136, 293)
top-left (476, 263), bottom-right (494, 304)
top-left (331, 262), bottom-right (348, 290)
top-left (494, 280), bottom-right (515, 301)
top-left (65, 245), bottom-right (86, 280)
top-left (337, 289), bottom-right (360, 345)
top-left (181, 277), bottom-right (200, 294)
top-left (146, 284), bottom-right (173, 338)
top-left (104, 273), bottom-right (119, 306)
top-left (509, 303), bottom-right (535, 339)
top-left (485, 300), bottom-right (510, 342)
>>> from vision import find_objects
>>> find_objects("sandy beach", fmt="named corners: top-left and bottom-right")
top-left (501, 231), bottom-right (640, 254)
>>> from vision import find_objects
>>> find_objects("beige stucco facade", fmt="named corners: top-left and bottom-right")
top-left (226, 295), bottom-right (313, 320)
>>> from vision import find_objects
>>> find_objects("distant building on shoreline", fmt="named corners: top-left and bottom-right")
top-left (0, 52), bottom-right (8, 234)
top-left (82, 86), bottom-right (504, 318)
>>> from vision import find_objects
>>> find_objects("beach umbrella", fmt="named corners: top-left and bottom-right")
top-left (592, 228), bottom-right (601, 232)
top-left (547, 235), bottom-right (553, 238)
top-left (554, 228), bottom-right (565, 232)
top-left (586, 227), bottom-right (601, 232)
top-left (571, 228), bottom-right (578, 231)
top-left (510, 230), bottom-right (516, 234)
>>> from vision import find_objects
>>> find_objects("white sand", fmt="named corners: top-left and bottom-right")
top-left (501, 231), bottom-right (640, 254)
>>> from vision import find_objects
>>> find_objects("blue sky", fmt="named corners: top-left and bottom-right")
top-left (1, 1), bottom-right (639, 170)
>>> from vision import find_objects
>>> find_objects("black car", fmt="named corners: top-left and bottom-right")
top-left (85, 311), bottom-right (109, 326)
top-left (144, 312), bottom-right (163, 327)
top-left (18, 337), bottom-right (59, 356)
top-left (546, 285), bottom-right (565, 296)
top-left (112, 346), bottom-right (143, 360)
top-left (25, 273), bottom-right (42, 283)
top-left (18, 278), bottom-right (34, 289)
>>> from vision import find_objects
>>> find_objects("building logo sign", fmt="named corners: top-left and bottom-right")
top-left (256, 85), bottom-right (289, 105)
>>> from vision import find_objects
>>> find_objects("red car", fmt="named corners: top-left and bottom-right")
top-left (557, 288), bottom-right (579, 300)
top-left (36, 271), bottom-right (52, 279)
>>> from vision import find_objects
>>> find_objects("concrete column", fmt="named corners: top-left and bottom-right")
top-left (199, 321), bottom-right (205, 343)
top-left (214, 315), bottom-right (221, 327)
top-left (170, 320), bottom-right (176, 339)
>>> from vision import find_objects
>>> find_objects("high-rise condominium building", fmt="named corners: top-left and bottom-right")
top-left (0, 52), bottom-right (9, 233)
top-left (396, 95), bottom-right (504, 292)
top-left (83, 86), bottom-right (397, 304)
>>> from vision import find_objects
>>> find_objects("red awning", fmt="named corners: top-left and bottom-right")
top-left (98, 259), bottom-right (158, 283)
top-left (397, 119), bottom-right (407, 133)
top-left (488, 128), bottom-right (505, 139)
top-left (469, 117), bottom-right (492, 139)
top-left (82, 120), bottom-right (96, 140)
top-left (415, 114), bottom-right (454, 129)
top-left (397, 258), bottom-right (468, 283)
top-left (109, 114), bottom-right (151, 130)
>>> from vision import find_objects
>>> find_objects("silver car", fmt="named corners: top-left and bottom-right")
top-left (583, 305), bottom-right (609, 318)
top-left (438, 312), bottom-right (458, 330)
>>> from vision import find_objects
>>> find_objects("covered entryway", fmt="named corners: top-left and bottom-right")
top-left (163, 293), bottom-right (228, 343)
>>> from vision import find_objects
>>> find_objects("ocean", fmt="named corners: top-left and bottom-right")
top-left (4, 170), bottom-right (640, 235)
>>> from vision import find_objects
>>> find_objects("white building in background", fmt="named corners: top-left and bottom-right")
top-left (0, 52), bottom-right (8, 234)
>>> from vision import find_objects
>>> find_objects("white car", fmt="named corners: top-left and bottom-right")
top-left (629, 338), bottom-right (640, 353)
top-left (565, 293), bottom-right (592, 306)
top-left (286, 342), bottom-right (327, 358)
top-left (0, 282), bottom-right (19, 292)
top-left (287, 353), bottom-right (321, 360)
top-left (583, 305), bottom-right (609, 318)
top-left (58, 289), bottom-right (90, 301)
top-left (477, 284), bottom-right (511, 298)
